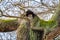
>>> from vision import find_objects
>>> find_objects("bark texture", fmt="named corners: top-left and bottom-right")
top-left (17, 18), bottom-right (30, 40)
top-left (45, 27), bottom-right (60, 40)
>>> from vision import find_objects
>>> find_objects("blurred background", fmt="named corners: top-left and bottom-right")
top-left (0, 0), bottom-right (60, 40)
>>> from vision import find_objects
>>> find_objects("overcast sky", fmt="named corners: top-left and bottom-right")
top-left (0, 0), bottom-right (59, 20)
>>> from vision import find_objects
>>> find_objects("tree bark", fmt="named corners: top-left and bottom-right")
top-left (16, 18), bottom-right (30, 40)
top-left (45, 27), bottom-right (60, 40)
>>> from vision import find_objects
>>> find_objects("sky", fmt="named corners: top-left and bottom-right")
top-left (0, 0), bottom-right (59, 20)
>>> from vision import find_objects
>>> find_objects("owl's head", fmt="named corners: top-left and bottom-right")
top-left (26, 10), bottom-right (36, 18)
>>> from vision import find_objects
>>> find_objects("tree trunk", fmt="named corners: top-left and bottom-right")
top-left (45, 27), bottom-right (60, 40)
top-left (16, 18), bottom-right (30, 40)
top-left (30, 27), bottom-right (44, 40)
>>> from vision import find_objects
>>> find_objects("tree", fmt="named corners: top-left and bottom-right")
top-left (0, 0), bottom-right (59, 40)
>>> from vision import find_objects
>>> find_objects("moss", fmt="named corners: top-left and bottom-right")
top-left (0, 19), bottom-right (17, 22)
top-left (40, 19), bottom-right (57, 28)
top-left (0, 19), bottom-right (19, 32)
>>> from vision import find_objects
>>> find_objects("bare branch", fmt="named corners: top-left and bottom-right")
top-left (2, 14), bottom-right (30, 21)
top-left (0, 10), bottom-right (3, 17)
